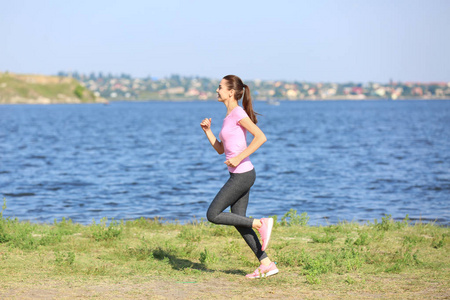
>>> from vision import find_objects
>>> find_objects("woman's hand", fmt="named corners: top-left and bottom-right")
top-left (200, 118), bottom-right (212, 132)
top-left (224, 156), bottom-right (242, 168)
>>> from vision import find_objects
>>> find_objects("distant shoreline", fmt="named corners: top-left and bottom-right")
top-left (2, 97), bottom-right (449, 105)
top-left (2, 72), bottom-right (449, 104)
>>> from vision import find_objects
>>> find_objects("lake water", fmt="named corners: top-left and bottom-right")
top-left (1, 100), bottom-right (449, 226)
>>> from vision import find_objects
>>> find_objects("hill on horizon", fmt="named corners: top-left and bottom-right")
top-left (0, 72), bottom-right (106, 104)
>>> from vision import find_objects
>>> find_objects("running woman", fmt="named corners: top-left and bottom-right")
top-left (200, 75), bottom-right (278, 279)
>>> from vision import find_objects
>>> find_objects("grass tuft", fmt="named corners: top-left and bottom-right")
top-left (90, 218), bottom-right (123, 241)
top-left (280, 209), bottom-right (309, 226)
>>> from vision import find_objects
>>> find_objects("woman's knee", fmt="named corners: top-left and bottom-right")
top-left (206, 208), bottom-right (218, 223)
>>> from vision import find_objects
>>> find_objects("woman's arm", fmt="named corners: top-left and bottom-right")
top-left (224, 117), bottom-right (267, 168)
top-left (200, 118), bottom-right (224, 155)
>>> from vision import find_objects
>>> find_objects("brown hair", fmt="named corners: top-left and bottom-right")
top-left (223, 75), bottom-right (258, 124)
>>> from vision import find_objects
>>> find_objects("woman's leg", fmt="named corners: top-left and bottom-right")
top-left (207, 169), bottom-right (272, 264)
top-left (206, 169), bottom-right (256, 228)
top-left (231, 188), bottom-right (268, 262)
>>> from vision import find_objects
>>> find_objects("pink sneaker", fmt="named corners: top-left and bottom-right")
top-left (245, 262), bottom-right (279, 279)
top-left (258, 218), bottom-right (273, 251)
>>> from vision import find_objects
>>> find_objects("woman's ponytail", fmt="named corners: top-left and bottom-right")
top-left (242, 84), bottom-right (258, 124)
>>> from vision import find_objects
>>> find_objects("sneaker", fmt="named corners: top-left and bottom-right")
top-left (245, 262), bottom-right (279, 279)
top-left (258, 218), bottom-right (273, 251)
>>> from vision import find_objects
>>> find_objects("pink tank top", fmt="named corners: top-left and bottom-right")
top-left (219, 106), bottom-right (254, 173)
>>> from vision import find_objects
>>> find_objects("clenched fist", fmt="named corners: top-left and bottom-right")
top-left (200, 118), bottom-right (212, 132)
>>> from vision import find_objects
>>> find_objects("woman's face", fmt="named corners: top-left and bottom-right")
top-left (216, 79), bottom-right (231, 102)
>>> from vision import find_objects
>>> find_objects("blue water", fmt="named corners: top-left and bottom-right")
top-left (1, 100), bottom-right (449, 226)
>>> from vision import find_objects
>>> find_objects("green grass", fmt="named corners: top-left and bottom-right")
top-left (0, 200), bottom-right (449, 298)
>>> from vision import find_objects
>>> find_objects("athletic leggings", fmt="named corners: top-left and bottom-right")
top-left (206, 168), bottom-right (267, 261)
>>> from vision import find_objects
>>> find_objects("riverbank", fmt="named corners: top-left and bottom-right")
top-left (0, 208), bottom-right (448, 299)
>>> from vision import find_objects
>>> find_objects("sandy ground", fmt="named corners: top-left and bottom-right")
top-left (1, 277), bottom-right (449, 300)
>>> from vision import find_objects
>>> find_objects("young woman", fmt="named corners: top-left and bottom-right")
top-left (200, 75), bottom-right (278, 279)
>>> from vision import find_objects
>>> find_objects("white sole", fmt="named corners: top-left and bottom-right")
top-left (262, 269), bottom-right (279, 277)
top-left (247, 269), bottom-right (279, 279)
top-left (262, 218), bottom-right (274, 251)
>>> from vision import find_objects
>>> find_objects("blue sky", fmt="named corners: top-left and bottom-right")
top-left (1, 0), bottom-right (449, 82)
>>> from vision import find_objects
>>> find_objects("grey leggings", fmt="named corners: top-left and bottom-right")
top-left (206, 168), bottom-right (267, 261)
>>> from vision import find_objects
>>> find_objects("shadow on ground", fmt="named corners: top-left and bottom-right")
top-left (152, 247), bottom-right (211, 272)
top-left (151, 247), bottom-right (245, 275)
top-left (221, 269), bottom-right (247, 276)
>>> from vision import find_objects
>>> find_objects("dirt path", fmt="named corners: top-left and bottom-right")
top-left (1, 277), bottom-right (449, 300)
